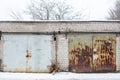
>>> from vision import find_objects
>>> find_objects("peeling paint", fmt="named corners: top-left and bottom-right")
top-left (68, 34), bottom-right (116, 72)
top-left (68, 34), bottom-right (93, 72)
top-left (93, 35), bottom-right (116, 72)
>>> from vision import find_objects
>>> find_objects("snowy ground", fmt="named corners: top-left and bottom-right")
top-left (0, 72), bottom-right (120, 80)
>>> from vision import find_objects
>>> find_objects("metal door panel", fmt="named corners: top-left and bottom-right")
top-left (28, 35), bottom-right (52, 72)
top-left (68, 34), bottom-right (93, 72)
top-left (93, 35), bottom-right (116, 72)
top-left (2, 34), bottom-right (28, 72)
top-left (2, 34), bottom-right (52, 72)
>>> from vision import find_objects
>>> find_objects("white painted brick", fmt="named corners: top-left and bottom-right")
top-left (51, 40), bottom-right (56, 64)
top-left (57, 35), bottom-right (69, 71)
top-left (0, 41), bottom-right (4, 59)
top-left (116, 37), bottom-right (120, 71)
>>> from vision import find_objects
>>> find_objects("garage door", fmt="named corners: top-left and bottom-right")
top-left (2, 34), bottom-right (53, 72)
top-left (68, 34), bottom-right (93, 72)
top-left (93, 35), bottom-right (116, 72)
top-left (68, 34), bottom-right (116, 72)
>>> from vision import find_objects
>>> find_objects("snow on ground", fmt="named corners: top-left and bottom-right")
top-left (0, 72), bottom-right (120, 80)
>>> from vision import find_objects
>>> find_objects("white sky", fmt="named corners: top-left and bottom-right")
top-left (0, 0), bottom-right (117, 21)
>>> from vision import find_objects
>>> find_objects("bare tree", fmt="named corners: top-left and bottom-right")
top-left (108, 0), bottom-right (120, 20)
top-left (10, 11), bottom-right (24, 20)
top-left (11, 0), bottom-right (81, 20)
top-left (51, 0), bottom-right (81, 20)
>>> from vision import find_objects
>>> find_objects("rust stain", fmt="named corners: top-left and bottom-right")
top-left (93, 36), bottom-right (116, 72)
top-left (26, 53), bottom-right (32, 58)
top-left (3, 69), bottom-right (50, 73)
top-left (69, 44), bottom-right (93, 72)
top-left (26, 50), bottom-right (32, 72)
top-left (26, 50), bottom-right (32, 58)
top-left (68, 35), bottom-right (93, 72)
top-left (68, 35), bottom-right (116, 72)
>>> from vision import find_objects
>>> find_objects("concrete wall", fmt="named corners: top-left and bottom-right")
top-left (0, 21), bottom-right (119, 33)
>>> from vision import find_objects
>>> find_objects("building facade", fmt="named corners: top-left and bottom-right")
top-left (0, 21), bottom-right (120, 73)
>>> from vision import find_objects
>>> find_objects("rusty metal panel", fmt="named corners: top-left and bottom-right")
top-left (2, 34), bottom-right (52, 72)
top-left (93, 35), bottom-right (116, 72)
top-left (68, 34), bottom-right (93, 72)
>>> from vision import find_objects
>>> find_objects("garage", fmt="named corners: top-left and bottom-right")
top-left (0, 21), bottom-right (119, 73)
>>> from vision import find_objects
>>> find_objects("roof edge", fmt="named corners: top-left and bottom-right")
top-left (0, 20), bottom-right (120, 23)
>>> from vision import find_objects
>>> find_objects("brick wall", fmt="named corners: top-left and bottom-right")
top-left (0, 41), bottom-right (3, 71)
top-left (116, 35), bottom-right (120, 71)
top-left (57, 34), bottom-right (69, 71)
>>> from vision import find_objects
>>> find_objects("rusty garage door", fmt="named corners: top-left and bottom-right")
top-left (93, 34), bottom-right (116, 72)
top-left (2, 34), bottom-right (52, 72)
top-left (68, 34), bottom-right (93, 72)
top-left (68, 34), bottom-right (116, 72)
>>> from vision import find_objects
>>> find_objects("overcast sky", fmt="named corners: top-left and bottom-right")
top-left (0, 0), bottom-right (117, 21)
